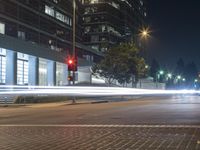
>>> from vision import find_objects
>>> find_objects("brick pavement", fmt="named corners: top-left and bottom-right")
top-left (0, 125), bottom-right (200, 150)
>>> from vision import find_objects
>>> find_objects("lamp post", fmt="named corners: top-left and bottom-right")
top-left (156, 70), bottom-right (164, 88)
top-left (166, 73), bottom-right (172, 89)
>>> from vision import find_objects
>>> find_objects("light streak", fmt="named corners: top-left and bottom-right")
top-left (0, 85), bottom-right (199, 97)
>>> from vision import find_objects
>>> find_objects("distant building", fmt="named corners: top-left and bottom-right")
top-left (81, 0), bottom-right (147, 52)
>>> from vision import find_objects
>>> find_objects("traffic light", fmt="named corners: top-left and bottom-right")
top-left (67, 57), bottom-right (77, 71)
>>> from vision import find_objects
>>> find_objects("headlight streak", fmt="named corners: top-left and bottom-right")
top-left (0, 85), bottom-right (198, 97)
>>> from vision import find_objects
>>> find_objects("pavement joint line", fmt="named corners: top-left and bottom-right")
top-left (0, 124), bottom-right (200, 128)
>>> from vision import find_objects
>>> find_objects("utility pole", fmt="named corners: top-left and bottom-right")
top-left (72, 0), bottom-right (76, 85)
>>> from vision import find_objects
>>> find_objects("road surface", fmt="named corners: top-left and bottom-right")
top-left (0, 95), bottom-right (200, 149)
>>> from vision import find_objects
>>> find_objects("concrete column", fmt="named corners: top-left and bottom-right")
top-left (6, 50), bottom-right (17, 85)
top-left (47, 60), bottom-right (56, 86)
top-left (28, 56), bottom-right (39, 86)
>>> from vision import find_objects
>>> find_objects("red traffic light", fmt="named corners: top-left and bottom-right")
top-left (68, 59), bottom-right (73, 65)
top-left (67, 57), bottom-right (78, 71)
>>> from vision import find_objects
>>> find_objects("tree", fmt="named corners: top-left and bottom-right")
top-left (185, 62), bottom-right (198, 87)
top-left (149, 59), bottom-right (160, 81)
top-left (92, 42), bottom-right (147, 86)
top-left (175, 58), bottom-right (185, 76)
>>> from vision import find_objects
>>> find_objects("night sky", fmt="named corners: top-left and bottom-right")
top-left (147, 0), bottom-right (200, 69)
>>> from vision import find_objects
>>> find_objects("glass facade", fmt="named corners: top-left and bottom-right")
top-left (0, 48), bottom-right (6, 84)
top-left (17, 53), bottom-right (29, 85)
top-left (0, 47), bottom-right (69, 86)
top-left (56, 62), bottom-right (65, 86)
top-left (39, 58), bottom-right (48, 86)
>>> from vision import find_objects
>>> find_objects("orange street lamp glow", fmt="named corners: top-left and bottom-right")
top-left (142, 31), bottom-right (148, 36)
top-left (139, 27), bottom-right (151, 39)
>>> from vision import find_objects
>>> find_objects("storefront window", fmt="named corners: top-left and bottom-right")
top-left (39, 58), bottom-right (47, 86)
top-left (0, 48), bottom-right (6, 84)
top-left (17, 53), bottom-right (28, 85)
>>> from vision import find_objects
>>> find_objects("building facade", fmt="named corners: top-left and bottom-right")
top-left (81, 0), bottom-right (147, 52)
top-left (0, 0), bottom-right (146, 86)
top-left (0, 0), bottom-right (102, 86)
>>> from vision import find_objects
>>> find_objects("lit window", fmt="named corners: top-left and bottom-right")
top-left (56, 11), bottom-right (65, 22)
top-left (45, 5), bottom-right (55, 17)
top-left (90, 0), bottom-right (99, 4)
top-left (56, 62), bottom-right (65, 86)
top-left (45, 5), bottom-right (72, 26)
top-left (18, 31), bottom-right (26, 40)
top-left (91, 45), bottom-right (99, 51)
top-left (0, 48), bottom-right (6, 84)
top-left (17, 53), bottom-right (29, 85)
top-left (53, 0), bottom-right (58, 3)
top-left (0, 22), bottom-right (5, 34)
top-left (39, 58), bottom-right (47, 86)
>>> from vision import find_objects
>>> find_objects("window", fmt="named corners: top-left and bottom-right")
top-left (55, 11), bottom-right (72, 25)
top-left (0, 48), bottom-right (6, 84)
top-left (39, 58), bottom-right (47, 86)
top-left (84, 16), bottom-right (91, 23)
top-left (0, 22), bottom-right (5, 34)
top-left (45, 5), bottom-right (54, 17)
top-left (84, 26), bottom-right (91, 33)
top-left (45, 5), bottom-right (72, 26)
top-left (91, 35), bottom-right (99, 42)
top-left (56, 11), bottom-right (65, 22)
top-left (17, 53), bottom-right (29, 85)
top-left (53, 0), bottom-right (58, 3)
top-left (91, 45), bottom-right (99, 51)
top-left (56, 62), bottom-right (65, 86)
top-left (18, 31), bottom-right (26, 40)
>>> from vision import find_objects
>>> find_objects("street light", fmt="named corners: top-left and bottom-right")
top-left (156, 70), bottom-right (164, 88)
top-left (159, 70), bottom-right (164, 75)
top-left (177, 75), bottom-right (181, 80)
top-left (167, 73), bottom-right (172, 79)
top-left (140, 27), bottom-right (150, 40)
top-left (145, 65), bottom-right (149, 69)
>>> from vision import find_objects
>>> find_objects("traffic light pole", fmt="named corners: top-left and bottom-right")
top-left (71, 0), bottom-right (76, 104)
top-left (72, 0), bottom-right (76, 85)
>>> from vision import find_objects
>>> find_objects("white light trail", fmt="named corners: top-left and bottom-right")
top-left (0, 85), bottom-right (199, 97)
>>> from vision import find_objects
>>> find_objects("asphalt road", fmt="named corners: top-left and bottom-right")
top-left (1, 95), bottom-right (200, 149)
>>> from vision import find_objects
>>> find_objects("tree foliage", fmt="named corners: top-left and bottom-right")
top-left (175, 58), bottom-right (185, 75)
top-left (185, 62), bottom-right (198, 82)
top-left (149, 59), bottom-right (160, 81)
top-left (92, 42), bottom-right (147, 85)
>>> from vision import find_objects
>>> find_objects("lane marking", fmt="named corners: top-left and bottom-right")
top-left (0, 124), bottom-right (200, 128)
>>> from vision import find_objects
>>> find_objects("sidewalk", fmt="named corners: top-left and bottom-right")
top-left (0, 96), bottom-right (143, 108)
top-left (0, 99), bottom-right (95, 108)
